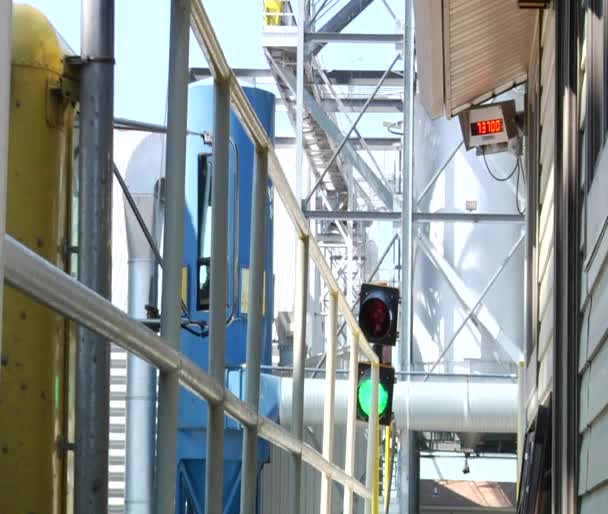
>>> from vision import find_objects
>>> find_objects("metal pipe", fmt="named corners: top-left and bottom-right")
top-left (304, 210), bottom-right (525, 223)
top-left (423, 232), bottom-right (526, 380)
top-left (291, 235), bottom-right (309, 514)
top-left (365, 364), bottom-right (380, 514)
top-left (252, 364), bottom-right (515, 380)
top-left (305, 52), bottom-right (400, 206)
top-left (240, 149), bottom-right (268, 514)
top-left (123, 148), bottom-right (164, 514)
top-left (114, 163), bottom-right (163, 267)
top-left (205, 79), bottom-right (230, 514)
top-left (3, 234), bottom-right (372, 501)
top-left (320, 292), bottom-right (338, 514)
top-left (75, 1), bottom-right (114, 511)
top-left (126, 261), bottom-right (157, 514)
top-left (0, 0), bottom-right (11, 370)
top-left (113, 117), bottom-right (204, 137)
top-left (343, 336), bottom-right (360, 514)
top-left (154, 2), bottom-right (190, 513)
top-left (400, 2), bottom-right (416, 509)
top-left (304, 32), bottom-right (403, 43)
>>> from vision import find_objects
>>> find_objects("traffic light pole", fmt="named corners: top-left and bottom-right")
top-left (365, 363), bottom-right (380, 514)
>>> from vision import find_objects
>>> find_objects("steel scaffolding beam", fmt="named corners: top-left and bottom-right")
top-left (276, 63), bottom-right (394, 209)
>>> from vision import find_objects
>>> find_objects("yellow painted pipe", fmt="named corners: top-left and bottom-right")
top-left (0, 5), bottom-right (78, 514)
top-left (384, 424), bottom-right (392, 512)
top-left (373, 417), bottom-right (380, 514)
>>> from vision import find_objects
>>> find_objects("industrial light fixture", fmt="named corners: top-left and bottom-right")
top-left (463, 452), bottom-right (471, 474)
top-left (518, 0), bottom-right (550, 8)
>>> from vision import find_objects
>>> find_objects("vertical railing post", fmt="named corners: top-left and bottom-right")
top-left (343, 333), bottom-right (360, 514)
top-left (75, 0), bottom-right (114, 512)
top-left (320, 291), bottom-right (338, 514)
top-left (365, 363), bottom-right (380, 514)
top-left (291, 234), bottom-right (309, 514)
top-left (240, 148), bottom-right (268, 513)
top-left (154, 0), bottom-right (190, 512)
top-left (205, 79), bottom-right (230, 514)
top-left (0, 0), bottom-right (11, 369)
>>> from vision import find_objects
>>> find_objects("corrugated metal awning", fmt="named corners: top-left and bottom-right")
top-left (414, 0), bottom-right (535, 119)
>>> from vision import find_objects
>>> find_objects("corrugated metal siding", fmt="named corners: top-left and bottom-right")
top-left (261, 427), bottom-right (367, 514)
top-left (442, 0), bottom-right (535, 116)
top-left (525, 13), bottom-right (540, 425)
top-left (579, 142), bottom-right (608, 504)
top-left (534, 9), bottom-right (556, 412)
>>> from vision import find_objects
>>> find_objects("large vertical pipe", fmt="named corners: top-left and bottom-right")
top-left (399, 1), bottom-right (416, 512)
top-left (205, 80), bottom-right (230, 514)
top-left (0, 0), bottom-right (11, 368)
top-left (154, 0), bottom-right (190, 512)
top-left (240, 149), bottom-right (268, 513)
top-left (365, 364), bottom-right (380, 514)
top-left (124, 174), bottom-right (163, 514)
top-left (291, 235), bottom-right (309, 514)
top-left (75, 1), bottom-right (114, 512)
top-left (343, 334), bottom-right (359, 514)
top-left (126, 262), bottom-right (157, 514)
top-left (320, 292), bottom-right (338, 514)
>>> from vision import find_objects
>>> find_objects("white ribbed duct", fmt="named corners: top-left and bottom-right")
top-left (279, 377), bottom-right (517, 433)
top-left (124, 133), bottom-right (165, 514)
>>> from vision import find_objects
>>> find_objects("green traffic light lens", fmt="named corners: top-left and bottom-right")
top-left (357, 377), bottom-right (389, 418)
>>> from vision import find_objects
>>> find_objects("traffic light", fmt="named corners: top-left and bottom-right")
top-left (356, 362), bottom-right (395, 426)
top-left (358, 283), bottom-right (399, 346)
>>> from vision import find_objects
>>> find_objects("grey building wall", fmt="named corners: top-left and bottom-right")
top-left (525, 9), bottom-right (556, 428)
top-left (578, 145), bottom-right (608, 511)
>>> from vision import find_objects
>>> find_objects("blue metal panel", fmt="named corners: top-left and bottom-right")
top-left (176, 83), bottom-right (276, 514)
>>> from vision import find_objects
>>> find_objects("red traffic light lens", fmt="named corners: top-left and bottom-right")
top-left (360, 298), bottom-right (390, 339)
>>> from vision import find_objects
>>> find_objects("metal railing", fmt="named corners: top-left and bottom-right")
top-left (261, 0), bottom-right (296, 27)
top-left (1, 1), bottom-right (381, 513)
top-left (191, 1), bottom-right (380, 511)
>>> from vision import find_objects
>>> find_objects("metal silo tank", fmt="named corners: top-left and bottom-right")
top-left (177, 83), bottom-right (275, 514)
top-left (0, 5), bottom-right (78, 513)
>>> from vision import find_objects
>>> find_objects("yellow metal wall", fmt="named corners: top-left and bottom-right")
top-left (0, 5), bottom-right (78, 514)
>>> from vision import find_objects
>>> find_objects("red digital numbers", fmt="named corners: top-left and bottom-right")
top-left (472, 119), bottom-right (503, 136)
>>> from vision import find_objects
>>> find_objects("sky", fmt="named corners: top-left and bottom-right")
top-left (23, 0), bottom-right (404, 133)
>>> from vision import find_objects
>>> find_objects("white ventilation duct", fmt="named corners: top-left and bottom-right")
top-left (279, 377), bottom-right (517, 433)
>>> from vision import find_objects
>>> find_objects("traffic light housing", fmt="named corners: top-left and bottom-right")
top-left (358, 283), bottom-right (399, 346)
top-left (356, 362), bottom-right (395, 426)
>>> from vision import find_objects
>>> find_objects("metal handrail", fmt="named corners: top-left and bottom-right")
top-left (190, 0), bottom-right (378, 365)
top-left (190, 3), bottom-right (380, 511)
top-left (3, 234), bottom-right (371, 500)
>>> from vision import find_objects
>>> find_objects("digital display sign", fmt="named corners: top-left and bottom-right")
top-left (470, 119), bottom-right (504, 136)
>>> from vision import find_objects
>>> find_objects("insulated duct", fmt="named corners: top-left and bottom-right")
top-left (279, 377), bottom-right (517, 433)
top-left (124, 133), bottom-right (165, 514)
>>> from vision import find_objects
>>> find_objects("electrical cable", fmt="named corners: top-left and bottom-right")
top-left (482, 147), bottom-right (519, 182)
top-left (516, 157), bottom-right (526, 215)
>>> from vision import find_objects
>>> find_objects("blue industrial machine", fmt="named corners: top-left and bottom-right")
top-left (176, 83), bottom-right (276, 514)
